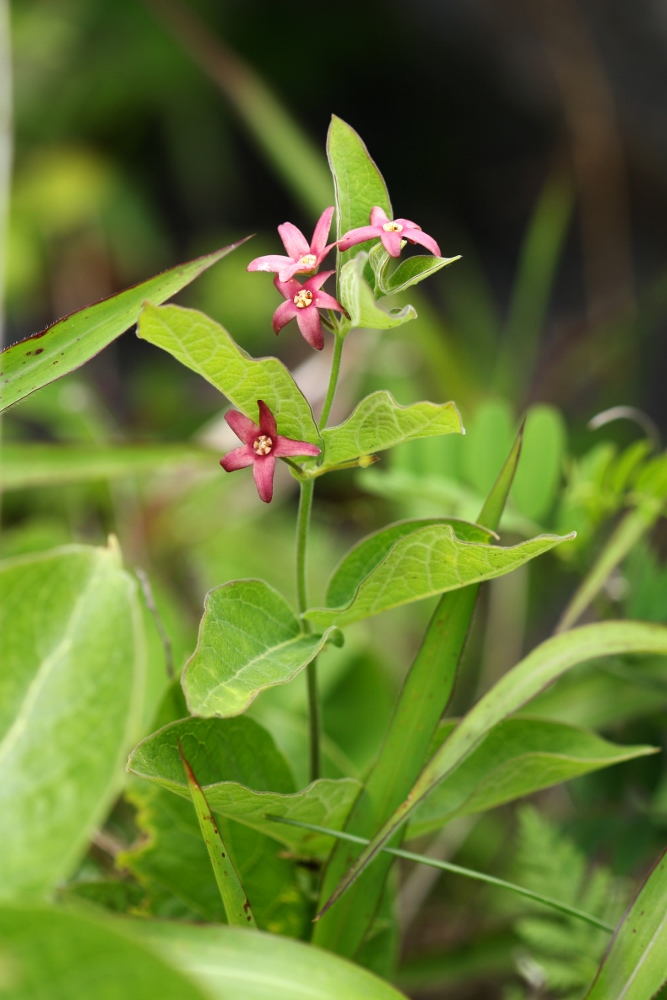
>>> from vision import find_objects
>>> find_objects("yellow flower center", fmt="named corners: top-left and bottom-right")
top-left (298, 254), bottom-right (317, 269)
top-left (253, 435), bottom-right (273, 456)
top-left (382, 221), bottom-right (403, 233)
top-left (293, 289), bottom-right (314, 309)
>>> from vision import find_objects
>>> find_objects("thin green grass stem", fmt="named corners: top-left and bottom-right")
top-left (267, 816), bottom-right (614, 934)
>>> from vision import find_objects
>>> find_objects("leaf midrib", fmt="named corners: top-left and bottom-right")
top-left (0, 554), bottom-right (106, 769)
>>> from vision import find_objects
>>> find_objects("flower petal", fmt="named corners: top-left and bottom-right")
top-left (370, 206), bottom-right (390, 227)
top-left (220, 445), bottom-right (255, 472)
top-left (313, 290), bottom-right (343, 312)
top-left (295, 306), bottom-right (325, 350)
top-left (380, 230), bottom-right (403, 257)
top-left (257, 400), bottom-right (277, 439)
top-left (278, 261), bottom-right (308, 282)
top-left (272, 299), bottom-right (298, 334)
top-left (310, 206), bottom-right (335, 254)
top-left (278, 222), bottom-right (309, 259)
top-left (253, 454), bottom-right (276, 503)
top-left (225, 409), bottom-right (259, 445)
top-left (337, 226), bottom-right (382, 252)
top-left (304, 270), bottom-right (336, 291)
top-left (394, 218), bottom-right (420, 230)
top-left (247, 254), bottom-right (293, 273)
top-left (403, 228), bottom-right (441, 256)
top-left (274, 275), bottom-right (302, 300)
top-left (273, 436), bottom-right (321, 458)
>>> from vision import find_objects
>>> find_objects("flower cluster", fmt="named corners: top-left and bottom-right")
top-left (221, 206), bottom-right (440, 499)
top-left (246, 206), bottom-right (440, 351)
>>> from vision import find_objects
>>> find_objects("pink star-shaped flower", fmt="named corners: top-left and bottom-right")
top-left (247, 207), bottom-right (336, 282)
top-left (338, 206), bottom-right (441, 259)
top-left (272, 271), bottom-right (343, 351)
top-left (220, 400), bottom-right (320, 503)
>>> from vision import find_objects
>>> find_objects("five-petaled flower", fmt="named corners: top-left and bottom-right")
top-left (220, 400), bottom-right (320, 503)
top-left (247, 206), bottom-right (336, 283)
top-left (272, 272), bottom-right (343, 351)
top-left (338, 206), bottom-right (441, 259)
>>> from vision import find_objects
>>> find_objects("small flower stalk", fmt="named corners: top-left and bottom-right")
top-left (220, 400), bottom-right (320, 503)
top-left (338, 206), bottom-right (441, 258)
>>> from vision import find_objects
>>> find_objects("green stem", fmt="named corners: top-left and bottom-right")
top-left (296, 478), bottom-right (320, 781)
top-left (266, 817), bottom-right (614, 935)
top-left (318, 332), bottom-right (344, 430)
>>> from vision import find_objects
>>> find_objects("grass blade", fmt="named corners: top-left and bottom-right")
top-left (319, 621), bottom-right (667, 919)
top-left (269, 816), bottom-right (613, 934)
top-left (0, 241), bottom-right (247, 411)
top-left (313, 426), bottom-right (524, 956)
top-left (179, 743), bottom-right (256, 928)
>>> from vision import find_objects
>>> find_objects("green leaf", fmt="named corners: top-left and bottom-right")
top-left (585, 846), bottom-right (667, 999)
top-left (326, 518), bottom-right (495, 610)
top-left (121, 781), bottom-right (308, 934)
top-left (327, 115), bottom-right (392, 274)
top-left (0, 242), bottom-right (245, 412)
top-left (179, 745), bottom-right (257, 928)
top-left (320, 621), bottom-right (667, 916)
top-left (370, 245), bottom-right (461, 295)
top-left (339, 252), bottom-right (417, 333)
top-left (510, 404), bottom-right (567, 521)
top-left (462, 399), bottom-right (516, 498)
top-left (136, 919), bottom-right (410, 1000)
top-left (137, 303), bottom-right (320, 446)
top-left (408, 717), bottom-right (658, 839)
top-left (320, 391), bottom-right (462, 469)
top-left (0, 542), bottom-right (146, 900)
top-left (0, 442), bottom-right (216, 491)
top-left (128, 717), bottom-right (360, 858)
top-left (305, 525), bottom-right (573, 629)
top-left (314, 426), bottom-right (525, 956)
top-left (183, 580), bottom-right (342, 718)
top-left (0, 905), bottom-right (211, 1000)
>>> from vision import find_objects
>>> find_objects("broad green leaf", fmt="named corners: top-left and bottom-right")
top-left (0, 905), bottom-right (210, 1000)
top-left (320, 621), bottom-right (667, 916)
top-left (370, 245), bottom-right (461, 295)
top-left (121, 781), bottom-right (308, 934)
top-left (585, 847), bottom-right (667, 999)
top-left (339, 252), bottom-right (417, 333)
top-left (137, 303), bottom-right (320, 445)
top-left (179, 746), bottom-right (257, 927)
top-left (305, 525), bottom-right (573, 629)
top-left (183, 580), bottom-right (342, 718)
top-left (327, 115), bottom-right (392, 274)
top-left (320, 391), bottom-right (462, 469)
top-left (0, 243), bottom-right (245, 412)
top-left (408, 717), bottom-right (658, 839)
top-left (0, 542), bottom-right (146, 900)
top-left (136, 919), bottom-right (409, 1000)
top-left (0, 441), bottom-right (216, 491)
top-left (510, 404), bottom-right (567, 521)
top-left (326, 518), bottom-right (495, 609)
top-left (314, 426), bottom-right (525, 956)
top-left (128, 717), bottom-right (360, 857)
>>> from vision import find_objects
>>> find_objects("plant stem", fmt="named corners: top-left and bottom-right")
top-left (296, 477), bottom-right (320, 781)
top-left (266, 816), bottom-right (615, 934)
top-left (318, 331), bottom-right (344, 430)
